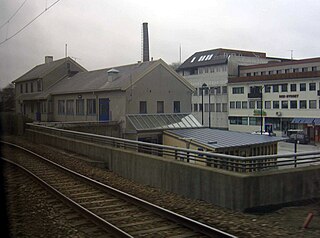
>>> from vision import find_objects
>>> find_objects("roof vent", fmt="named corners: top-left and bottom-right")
top-left (107, 68), bottom-right (119, 82)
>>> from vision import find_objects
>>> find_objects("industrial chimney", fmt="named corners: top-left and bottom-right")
top-left (142, 22), bottom-right (150, 62)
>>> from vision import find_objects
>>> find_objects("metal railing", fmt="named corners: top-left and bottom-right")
top-left (26, 123), bottom-right (320, 173)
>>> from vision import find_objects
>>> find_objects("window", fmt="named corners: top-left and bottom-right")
top-left (216, 103), bottom-right (221, 112)
top-left (290, 100), bottom-right (297, 109)
top-left (204, 103), bottom-right (209, 112)
top-left (268, 70), bottom-right (274, 75)
top-left (76, 99), bottom-right (84, 115)
top-left (30, 82), bottom-right (33, 92)
top-left (290, 84), bottom-right (296, 92)
top-left (199, 104), bottom-right (203, 112)
top-left (229, 117), bottom-right (248, 125)
top-left (66, 100), bottom-right (74, 115)
top-left (230, 101), bottom-right (235, 109)
top-left (300, 83), bottom-right (306, 91)
top-left (87, 99), bottom-right (96, 115)
top-left (261, 71), bottom-right (266, 75)
top-left (246, 73), bottom-right (251, 76)
top-left (222, 103), bottom-right (227, 112)
top-left (37, 80), bottom-right (42, 92)
top-left (309, 100), bottom-right (317, 109)
top-left (299, 100), bottom-right (307, 109)
top-left (281, 84), bottom-right (288, 92)
top-left (309, 83), bottom-right (316, 91)
top-left (139, 101), bottom-right (147, 114)
top-left (249, 117), bottom-right (261, 126)
top-left (302, 67), bottom-right (308, 72)
top-left (273, 101), bottom-right (279, 109)
top-left (58, 100), bottom-right (65, 115)
top-left (232, 87), bottom-right (244, 94)
top-left (273, 85), bottom-right (279, 92)
top-left (215, 86), bottom-right (221, 94)
top-left (193, 103), bottom-right (198, 112)
top-left (265, 85), bottom-right (271, 93)
top-left (276, 70), bottom-right (282, 74)
top-left (157, 101), bottom-right (164, 113)
top-left (281, 101), bottom-right (288, 109)
top-left (210, 103), bottom-right (215, 112)
top-left (222, 86), bottom-right (227, 94)
top-left (204, 87), bottom-right (209, 95)
top-left (285, 69), bottom-right (290, 73)
top-left (242, 101), bottom-right (247, 109)
top-left (20, 84), bottom-right (23, 93)
top-left (293, 68), bottom-right (299, 72)
top-left (173, 101), bottom-right (180, 113)
top-left (249, 101), bottom-right (255, 109)
top-left (265, 101), bottom-right (271, 109)
top-left (257, 101), bottom-right (262, 109)
top-left (312, 66), bottom-right (317, 71)
top-left (31, 103), bottom-right (34, 113)
top-left (25, 83), bottom-right (28, 93)
top-left (41, 102), bottom-right (46, 113)
top-left (236, 101), bottom-right (241, 109)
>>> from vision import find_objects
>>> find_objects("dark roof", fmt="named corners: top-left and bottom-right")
top-left (229, 71), bottom-right (320, 84)
top-left (165, 128), bottom-right (284, 149)
top-left (13, 57), bottom-right (86, 83)
top-left (240, 57), bottom-right (320, 70)
top-left (177, 48), bottom-right (266, 70)
top-left (46, 59), bottom-right (194, 95)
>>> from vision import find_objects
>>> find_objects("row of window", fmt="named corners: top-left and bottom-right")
top-left (230, 99), bottom-right (320, 110)
top-left (19, 81), bottom-right (42, 94)
top-left (229, 116), bottom-right (261, 125)
top-left (233, 82), bottom-right (318, 95)
top-left (194, 86), bottom-right (228, 96)
top-left (140, 101), bottom-right (181, 114)
top-left (58, 99), bottom-right (96, 115)
top-left (244, 66), bottom-right (318, 77)
top-left (193, 103), bottom-right (228, 112)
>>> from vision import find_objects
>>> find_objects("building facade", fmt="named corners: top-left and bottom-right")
top-left (177, 48), bottom-right (274, 129)
top-left (228, 57), bottom-right (320, 142)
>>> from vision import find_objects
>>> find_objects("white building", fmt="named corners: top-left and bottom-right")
top-left (228, 57), bottom-right (320, 142)
top-left (177, 48), bottom-right (274, 129)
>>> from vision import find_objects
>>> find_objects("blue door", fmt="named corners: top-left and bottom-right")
top-left (99, 98), bottom-right (110, 121)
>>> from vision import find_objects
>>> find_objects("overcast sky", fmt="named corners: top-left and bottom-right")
top-left (1, 0), bottom-right (320, 89)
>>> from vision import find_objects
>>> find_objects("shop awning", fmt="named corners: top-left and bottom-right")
top-left (291, 118), bottom-right (320, 124)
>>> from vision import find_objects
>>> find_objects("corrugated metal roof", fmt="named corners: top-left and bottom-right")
top-left (126, 114), bottom-right (202, 131)
top-left (165, 128), bottom-right (284, 149)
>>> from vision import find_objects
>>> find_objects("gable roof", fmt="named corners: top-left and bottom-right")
top-left (177, 48), bottom-right (266, 70)
top-left (13, 57), bottom-right (87, 83)
top-left (47, 59), bottom-right (194, 95)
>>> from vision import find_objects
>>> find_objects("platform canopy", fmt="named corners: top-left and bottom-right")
top-left (126, 113), bottom-right (202, 132)
top-left (291, 118), bottom-right (319, 124)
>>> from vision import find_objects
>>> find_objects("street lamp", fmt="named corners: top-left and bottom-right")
top-left (201, 83), bottom-right (208, 125)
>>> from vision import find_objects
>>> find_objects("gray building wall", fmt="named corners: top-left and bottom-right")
top-left (126, 64), bottom-right (193, 114)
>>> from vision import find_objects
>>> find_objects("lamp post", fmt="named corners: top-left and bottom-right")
top-left (258, 85), bottom-right (265, 135)
top-left (201, 83), bottom-right (208, 125)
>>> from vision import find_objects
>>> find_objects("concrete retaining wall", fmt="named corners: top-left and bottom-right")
top-left (27, 129), bottom-right (320, 211)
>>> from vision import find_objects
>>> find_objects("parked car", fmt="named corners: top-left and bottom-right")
top-left (251, 130), bottom-right (276, 136)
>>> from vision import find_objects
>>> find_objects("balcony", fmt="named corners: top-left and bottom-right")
top-left (248, 92), bottom-right (262, 99)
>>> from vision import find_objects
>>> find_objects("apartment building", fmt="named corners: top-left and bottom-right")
top-left (177, 48), bottom-right (273, 129)
top-left (228, 57), bottom-right (320, 142)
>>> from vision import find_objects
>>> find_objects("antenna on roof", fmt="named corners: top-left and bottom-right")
top-left (65, 43), bottom-right (68, 58)
top-left (289, 50), bottom-right (294, 60)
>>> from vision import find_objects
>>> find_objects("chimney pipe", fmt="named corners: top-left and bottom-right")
top-left (142, 22), bottom-right (149, 62)
top-left (45, 56), bottom-right (53, 64)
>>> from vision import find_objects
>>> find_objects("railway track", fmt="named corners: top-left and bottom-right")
top-left (1, 141), bottom-right (236, 238)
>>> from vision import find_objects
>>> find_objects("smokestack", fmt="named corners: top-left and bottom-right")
top-left (142, 22), bottom-right (150, 62)
top-left (45, 56), bottom-right (53, 64)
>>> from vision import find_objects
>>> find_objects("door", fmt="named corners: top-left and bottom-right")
top-left (99, 98), bottom-right (110, 121)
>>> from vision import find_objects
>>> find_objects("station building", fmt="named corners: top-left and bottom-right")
top-left (176, 48), bottom-right (279, 129)
top-left (228, 57), bottom-right (320, 142)
top-left (13, 56), bottom-right (196, 141)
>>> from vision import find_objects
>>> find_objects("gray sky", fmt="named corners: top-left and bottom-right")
top-left (1, 0), bottom-right (320, 89)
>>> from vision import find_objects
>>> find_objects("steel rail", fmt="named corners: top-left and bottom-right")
top-left (1, 157), bottom-right (132, 238)
top-left (2, 141), bottom-right (237, 238)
